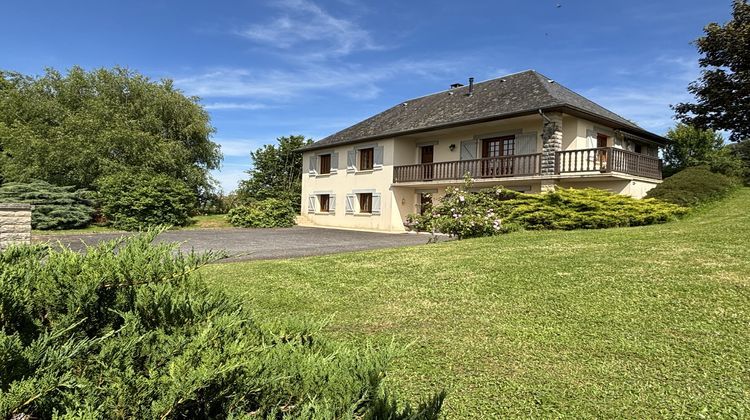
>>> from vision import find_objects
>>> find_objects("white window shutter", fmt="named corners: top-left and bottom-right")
top-left (460, 140), bottom-right (477, 160)
top-left (373, 146), bottom-right (384, 170)
top-left (347, 150), bottom-right (356, 173)
top-left (585, 129), bottom-right (597, 149)
top-left (330, 152), bottom-right (339, 174)
top-left (372, 193), bottom-right (381, 215)
top-left (329, 194), bottom-right (336, 212)
top-left (345, 194), bottom-right (355, 214)
top-left (515, 133), bottom-right (537, 155)
top-left (308, 155), bottom-right (317, 175)
top-left (307, 195), bottom-right (316, 213)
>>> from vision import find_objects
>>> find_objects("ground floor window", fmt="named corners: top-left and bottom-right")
top-left (358, 193), bottom-right (372, 213)
top-left (319, 194), bottom-right (330, 212)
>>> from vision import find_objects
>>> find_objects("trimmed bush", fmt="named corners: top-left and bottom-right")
top-left (0, 230), bottom-right (444, 418)
top-left (408, 183), bottom-right (687, 239)
top-left (0, 180), bottom-right (94, 229)
top-left (645, 166), bottom-right (739, 206)
top-left (227, 198), bottom-right (296, 228)
top-left (98, 172), bottom-right (195, 230)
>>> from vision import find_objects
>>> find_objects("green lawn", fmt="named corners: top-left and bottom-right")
top-left (203, 190), bottom-right (750, 418)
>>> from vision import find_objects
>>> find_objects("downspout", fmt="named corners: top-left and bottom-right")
top-left (538, 109), bottom-right (552, 124)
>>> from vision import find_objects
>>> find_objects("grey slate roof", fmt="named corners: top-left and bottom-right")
top-left (302, 70), bottom-right (664, 151)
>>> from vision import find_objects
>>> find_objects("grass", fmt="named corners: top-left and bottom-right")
top-left (202, 189), bottom-right (750, 418)
top-left (32, 214), bottom-right (231, 235)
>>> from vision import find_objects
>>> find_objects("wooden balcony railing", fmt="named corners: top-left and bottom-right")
top-left (555, 147), bottom-right (662, 179)
top-left (393, 153), bottom-right (541, 183)
top-left (392, 148), bottom-right (662, 183)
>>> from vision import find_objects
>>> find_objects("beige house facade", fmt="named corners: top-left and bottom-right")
top-left (299, 71), bottom-right (667, 232)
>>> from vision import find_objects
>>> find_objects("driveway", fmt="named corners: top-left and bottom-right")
top-left (34, 227), bottom-right (443, 262)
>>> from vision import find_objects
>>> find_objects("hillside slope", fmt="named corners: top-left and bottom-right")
top-left (204, 189), bottom-right (750, 418)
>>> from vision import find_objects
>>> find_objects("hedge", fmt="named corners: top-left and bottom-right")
top-left (645, 166), bottom-right (739, 206)
top-left (0, 230), bottom-right (444, 418)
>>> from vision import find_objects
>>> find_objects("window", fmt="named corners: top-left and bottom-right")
top-left (634, 144), bottom-right (643, 154)
top-left (359, 148), bottom-right (374, 170)
top-left (358, 193), bottom-right (372, 213)
top-left (319, 154), bottom-right (331, 174)
top-left (319, 194), bottom-right (330, 212)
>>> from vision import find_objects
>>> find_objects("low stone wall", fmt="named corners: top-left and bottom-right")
top-left (0, 204), bottom-right (32, 249)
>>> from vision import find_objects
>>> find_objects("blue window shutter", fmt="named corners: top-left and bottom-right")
top-left (307, 195), bottom-right (316, 213)
top-left (345, 194), bottom-right (355, 214)
top-left (373, 146), bottom-right (384, 169)
top-left (330, 152), bottom-right (339, 173)
top-left (372, 193), bottom-right (381, 215)
top-left (347, 151), bottom-right (356, 173)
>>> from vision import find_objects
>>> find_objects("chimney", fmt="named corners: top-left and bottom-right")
top-left (467, 77), bottom-right (474, 96)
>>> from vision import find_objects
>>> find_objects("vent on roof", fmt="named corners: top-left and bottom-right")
top-left (450, 83), bottom-right (464, 89)
top-left (467, 77), bottom-right (474, 96)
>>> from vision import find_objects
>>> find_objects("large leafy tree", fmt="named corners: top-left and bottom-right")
top-left (0, 67), bottom-right (221, 199)
top-left (236, 135), bottom-right (311, 211)
top-left (673, 0), bottom-right (750, 142)
top-left (663, 124), bottom-right (746, 178)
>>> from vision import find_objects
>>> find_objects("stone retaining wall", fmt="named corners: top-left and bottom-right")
top-left (0, 204), bottom-right (32, 249)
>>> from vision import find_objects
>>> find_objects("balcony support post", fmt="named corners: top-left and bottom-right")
top-left (540, 111), bottom-right (563, 176)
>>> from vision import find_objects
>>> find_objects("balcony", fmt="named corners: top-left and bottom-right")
top-left (392, 148), bottom-right (662, 183)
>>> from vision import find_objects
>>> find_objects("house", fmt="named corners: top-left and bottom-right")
top-left (299, 70), bottom-right (667, 232)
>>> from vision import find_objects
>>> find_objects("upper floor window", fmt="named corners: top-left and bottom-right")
top-left (319, 154), bottom-right (331, 174)
top-left (634, 144), bottom-right (643, 154)
top-left (359, 148), bottom-right (374, 170)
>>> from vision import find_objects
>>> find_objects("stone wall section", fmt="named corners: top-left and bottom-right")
top-left (0, 204), bottom-right (32, 249)
top-left (540, 111), bottom-right (563, 176)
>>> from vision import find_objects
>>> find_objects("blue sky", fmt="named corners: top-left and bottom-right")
top-left (0, 0), bottom-right (732, 191)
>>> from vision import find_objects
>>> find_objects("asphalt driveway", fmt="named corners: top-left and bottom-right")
top-left (34, 227), bottom-right (442, 262)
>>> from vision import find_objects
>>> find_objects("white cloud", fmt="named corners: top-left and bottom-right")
top-left (238, 0), bottom-right (378, 58)
top-left (582, 55), bottom-right (700, 134)
top-left (214, 138), bottom-right (264, 157)
top-left (174, 59), bottom-right (458, 101)
top-left (203, 102), bottom-right (269, 110)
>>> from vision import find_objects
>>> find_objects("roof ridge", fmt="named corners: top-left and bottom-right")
top-left (397, 69), bottom-right (538, 104)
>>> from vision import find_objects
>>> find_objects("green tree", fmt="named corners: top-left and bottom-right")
top-left (236, 135), bottom-right (311, 211)
top-left (663, 124), bottom-right (745, 178)
top-left (673, 0), bottom-right (750, 142)
top-left (0, 67), bottom-right (221, 201)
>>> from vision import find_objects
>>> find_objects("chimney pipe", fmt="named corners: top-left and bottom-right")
top-left (467, 77), bottom-right (474, 96)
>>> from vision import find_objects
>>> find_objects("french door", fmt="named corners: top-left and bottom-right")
top-left (482, 136), bottom-right (515, 177)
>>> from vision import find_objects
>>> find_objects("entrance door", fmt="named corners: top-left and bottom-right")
top-left (596, 133), bottom-right (608, 171)
top-left (482, 136), bottom-right (515, 176)
top-left (419, 193), bottom-right (433, 215)
top-left (421, 145), bottom-right (434, 180)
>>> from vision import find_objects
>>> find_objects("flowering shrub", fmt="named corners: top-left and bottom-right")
top-left (407, 181), bottom-right (687, 239)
